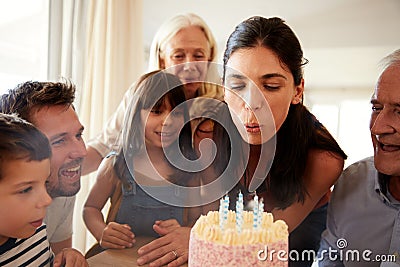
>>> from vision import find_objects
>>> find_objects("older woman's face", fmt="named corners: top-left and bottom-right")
top-left (224, 46), bottom-right (303, 145)
top-left (161, 26), bottom-right (211, 99)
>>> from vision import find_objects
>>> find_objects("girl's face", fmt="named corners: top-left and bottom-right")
top-left (141, 99), bottom-right (184, 150)
top-left (224, 46), bottom-right (304, 145)
top-left (161, 26), bottom-right (211, 99)
top-left (193, 119), bottom-right (214, 157)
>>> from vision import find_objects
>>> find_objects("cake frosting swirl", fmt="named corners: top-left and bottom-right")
top-left (189, 210), bottom-right (288, 267)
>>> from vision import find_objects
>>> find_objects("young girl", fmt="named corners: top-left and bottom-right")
top-left (222, 16), bottom-right (347, 267)
top-left (83, 71), bottom-right (201, 257)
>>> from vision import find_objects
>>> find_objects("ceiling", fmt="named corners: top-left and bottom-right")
top-left (143, 0), bottom-right (400, 91)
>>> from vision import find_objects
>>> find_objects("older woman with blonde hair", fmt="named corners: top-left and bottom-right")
top-left (148, 13), bottom-right (217, 70)
top-left (149, 13), bottom-right (222, 100)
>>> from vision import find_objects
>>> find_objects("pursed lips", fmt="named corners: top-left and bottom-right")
top-left (245, 123), bottom-right (261, 133)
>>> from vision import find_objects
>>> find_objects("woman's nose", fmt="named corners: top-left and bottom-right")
top-left (245, 85), bottom-right (262, 111)
top-left (183, 60), bottom-right (197, 71)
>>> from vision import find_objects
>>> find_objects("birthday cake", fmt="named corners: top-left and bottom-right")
top-left (188, 196), bottom-right (288, 267)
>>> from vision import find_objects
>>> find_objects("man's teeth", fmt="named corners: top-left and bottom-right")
top-left (66, 166), bottom-right (80, 172)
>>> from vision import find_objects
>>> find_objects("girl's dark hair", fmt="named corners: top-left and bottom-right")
top-left (189, 98), bottom-right (231, 178)
top-left (271, 105), bottom-right (347, 208)
top-left (113, 70), bottom-right (194, 186)
top-left (223, 16), bottom-right (347, 208)
top-left (0, 113), bottom-right (51, 179)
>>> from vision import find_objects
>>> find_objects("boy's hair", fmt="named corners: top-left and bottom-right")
top-left (0, 80), bottom-right (75, 122)
top-left (0, 113), bottom-right (51, 179)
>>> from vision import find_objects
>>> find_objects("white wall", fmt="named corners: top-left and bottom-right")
top-left (141, 1), bottom-right (399, 166)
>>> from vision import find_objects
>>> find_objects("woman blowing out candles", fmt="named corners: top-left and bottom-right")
top-left (222, 16), bottom-right (347, 267)
top-left (132, 16), bottom-right (347, 267)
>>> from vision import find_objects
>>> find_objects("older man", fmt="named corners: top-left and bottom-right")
top-left (318, 49), bottom-right (400, 267)
top-left (0, 80), bottom-right (87, 254)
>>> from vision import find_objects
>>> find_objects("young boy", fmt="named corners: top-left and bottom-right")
top-left (0, 113), bottom-right (87, 266)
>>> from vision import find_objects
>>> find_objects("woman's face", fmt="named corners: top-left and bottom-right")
top-left (161, 26), bottom-right (211, 99)
top-left (224, 46), bottom-right (303, 145)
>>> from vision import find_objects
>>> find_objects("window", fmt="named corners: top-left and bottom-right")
top-left (309, 91), bottom-right (374, 167)
top-left (0, 0), bottom-right (48, 94)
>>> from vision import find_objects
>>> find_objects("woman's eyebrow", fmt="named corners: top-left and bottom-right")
top-left (226, 73), bottom-right (246, 79)
top-left (261, 73), bottom-right (287, 80)
top-left (226, 73), bottom-right (287, 80)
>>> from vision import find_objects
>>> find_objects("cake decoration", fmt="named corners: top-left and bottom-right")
top-left (189, 192), bottom-right (288, 266)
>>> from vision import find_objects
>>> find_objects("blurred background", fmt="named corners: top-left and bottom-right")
top-left (0, 0), bottom-right (399, 253)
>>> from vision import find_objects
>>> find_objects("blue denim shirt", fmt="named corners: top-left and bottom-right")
top-left (114, 171), bottom-right (185, 237)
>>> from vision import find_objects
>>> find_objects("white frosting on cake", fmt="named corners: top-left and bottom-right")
top-left (192, 210), bottom-right (288, 245)
top-left (189, 210), bottom-right (289, 267)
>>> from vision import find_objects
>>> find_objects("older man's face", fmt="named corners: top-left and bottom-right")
top-left (370, 64), bottom-right (400, 177)
top-left (31, 105), bottom-right (87, 198)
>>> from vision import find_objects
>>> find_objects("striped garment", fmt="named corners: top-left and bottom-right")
top-left (0, 224), bottom-right (54, 267)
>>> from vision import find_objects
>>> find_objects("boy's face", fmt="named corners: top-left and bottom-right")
top-left (31, 105), bottom-right (87, 198)
top-left (0, 159), bottom-right (52, 245)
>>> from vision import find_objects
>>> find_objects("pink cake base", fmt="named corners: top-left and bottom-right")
top-left (189, 231), bottom-right (288, 267)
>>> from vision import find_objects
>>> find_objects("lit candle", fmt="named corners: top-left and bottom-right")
top-left (221, 194), bottom-right (229, 230)
top-left (253, 193), bottom-right (259, 230)
top-left (236, 191), bottom-right (243, 233)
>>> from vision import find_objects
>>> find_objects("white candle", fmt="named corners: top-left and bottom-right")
top-left (258, 198), bottom-right (264, 227)
top-left (238, 190), bottom-right (243, 205)
top-left (221, 194), bottom-right (229, 230)
top-left (219, 197), bottom-right (224, 229)
top-left (253, 193), bottom-right (259, 230)
top-left (236, 199), bottom-right (240, 231)
top-left (236, 191), bottom-right (243, 233)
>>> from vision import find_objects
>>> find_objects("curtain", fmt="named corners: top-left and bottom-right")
top-left (47, 0), bottom-right (144, 253)
top-left (47, 0), bottom-right (88, 107)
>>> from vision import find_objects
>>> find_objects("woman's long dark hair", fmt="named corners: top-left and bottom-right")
top-left (113, 70), bottom-right (194, 186)
top-left (223, 16), bottom-right (347, 208)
